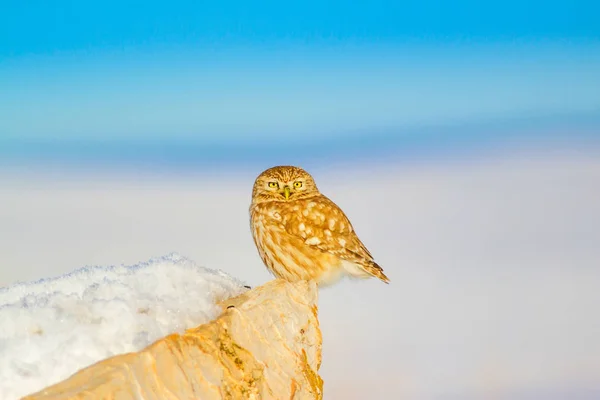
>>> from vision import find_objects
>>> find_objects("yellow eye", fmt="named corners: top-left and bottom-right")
top-left (268, 181), bottom-right (278, 188)
top-left (293, 181), bottom-right (303, 188)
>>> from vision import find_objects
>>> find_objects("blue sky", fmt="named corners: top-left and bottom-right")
top-left (1, 1), bottom-right (599, 168)
top-left (2, 0), bottom-right (598, 56)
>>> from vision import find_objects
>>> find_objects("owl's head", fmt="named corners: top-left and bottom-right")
top-left (251, 165), bottom-right (320, 204)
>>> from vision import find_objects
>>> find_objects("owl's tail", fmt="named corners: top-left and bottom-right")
top-left (342, 259), bottom-right (390, 284)
top-left (365, 261), bottom-right (390, 284)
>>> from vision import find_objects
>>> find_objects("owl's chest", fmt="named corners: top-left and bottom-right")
top-left (250, 204), bottom-right (342, 282)
top-left (250, 206), bottom-right (275, 241)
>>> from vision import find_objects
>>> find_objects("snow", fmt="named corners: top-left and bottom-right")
top-left (0, 253), bottom-right (247, 399)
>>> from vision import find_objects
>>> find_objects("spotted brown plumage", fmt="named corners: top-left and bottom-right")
top-left (250, 165), bottom-right (389, 286)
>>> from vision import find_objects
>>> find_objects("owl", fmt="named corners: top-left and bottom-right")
top-left (250, 165), bottom-right (389, 286)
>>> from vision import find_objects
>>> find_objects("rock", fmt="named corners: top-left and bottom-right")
top-left (23, 279), bottom-right (323, 400)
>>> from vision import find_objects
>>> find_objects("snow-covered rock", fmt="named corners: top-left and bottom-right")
top-left (0, 254), bottom-right (249, 399)
top-left (23, 279), bottom-right (322, 400)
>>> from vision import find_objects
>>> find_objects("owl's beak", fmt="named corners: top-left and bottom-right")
top-left (283, 186), bottom-right (291, 200)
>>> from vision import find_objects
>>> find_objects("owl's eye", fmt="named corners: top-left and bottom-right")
top-left (268, 181), bottom-right (279, 189)
top-left (293, 181), bottom-right (303, 189)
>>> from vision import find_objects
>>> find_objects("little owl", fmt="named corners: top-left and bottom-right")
top-left (250, 165), bottom-right (389, 286)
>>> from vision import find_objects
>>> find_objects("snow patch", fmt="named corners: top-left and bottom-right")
top-left (0, 253), bottom-right (247, 399)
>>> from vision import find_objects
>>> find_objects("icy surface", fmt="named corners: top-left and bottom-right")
top-left (0, 253), bottom-right (247, 399)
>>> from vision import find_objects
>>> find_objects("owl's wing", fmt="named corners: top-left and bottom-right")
top-left (282, 195), bottom-right (375, 263)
